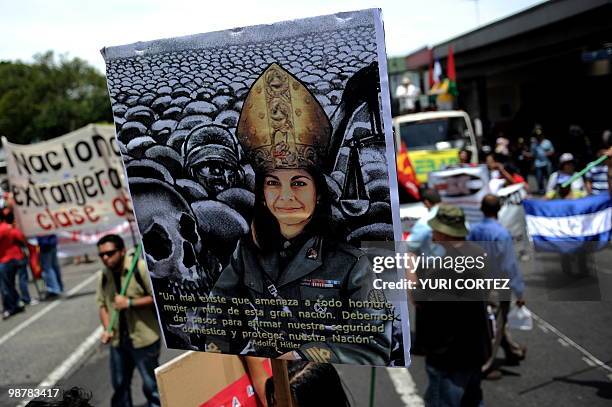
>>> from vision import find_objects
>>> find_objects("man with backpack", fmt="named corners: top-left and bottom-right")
top-left (95, 234), bottom-right (160, 407)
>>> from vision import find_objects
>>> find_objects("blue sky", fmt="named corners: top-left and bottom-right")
top-left (0, 0), bottom-right (545, 72)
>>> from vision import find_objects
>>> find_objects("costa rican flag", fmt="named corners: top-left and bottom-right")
top-left (523, 193), bottom-right (612, 253)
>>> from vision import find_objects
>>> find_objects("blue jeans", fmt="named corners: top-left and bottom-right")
top-left (0, 259), bottom-right (26, 313)
top-left (110, 339), bottom-right (161, 407)
top-left (17, 259), bottom-right (31, 304)
top-left (40, 246), bottom-right (64, 294)
top-left (425, 363), bottom-right (484, 407)
top-left (535, 165), bottom-right (550, 194)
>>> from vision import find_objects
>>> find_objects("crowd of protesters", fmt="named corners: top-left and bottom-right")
top-left (406, 123), bottom-right (612, 406)
top-left (4, 122), bottom-right (612, 406)
top-left (482, 124), bottom-right (612, 198)
top-left (407, 194), bottom-right (528, 406)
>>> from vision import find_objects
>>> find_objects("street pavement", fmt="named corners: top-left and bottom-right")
top-left (0, 248), bottom-right (610, 406)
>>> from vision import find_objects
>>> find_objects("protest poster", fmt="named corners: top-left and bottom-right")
top-left (428, 164), bottom-right (490, 225)
top-left (102, 9), bottom-right (409, 366)
top-left (155, 352), bottom-right (269, 407)
top-left (2, 124), bottom-right (134, 237)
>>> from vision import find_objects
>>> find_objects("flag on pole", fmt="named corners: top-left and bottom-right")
top-left (428, 49), bottom-right (434, 89)
top-left (523, 193), bottom-right (612, 253)
top-left (447, 46), bottom-right (458, 97)
top-left (396, 142), bottom-right (420, 201)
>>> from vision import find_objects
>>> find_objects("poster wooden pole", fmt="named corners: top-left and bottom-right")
top-left (369, 366), bottom-right (376, 407)
top-left (127, 217), bottom-right (138, 248)
top-left (270, 359), bottom-right (294, 407)
top-left (124, 192), bottom-right (139, 249)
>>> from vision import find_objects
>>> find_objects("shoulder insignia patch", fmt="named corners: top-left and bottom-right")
top-left (304, 347), bottom-right (331, 363)
top-left (206, 342), bottom-right (221, 353)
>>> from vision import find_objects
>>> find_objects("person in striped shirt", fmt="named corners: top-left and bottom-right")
top-left (585, 149), bottom-right (610, 195)
top-left (606, 147), bottom-right (612, 194)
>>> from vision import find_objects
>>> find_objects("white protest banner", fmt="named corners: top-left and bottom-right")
top-left (428, 164), bottom-right (490, 224)
top-left (2, 124), bottom-right (133, 236)
top-left (55, 220), bottom-right (136, 257)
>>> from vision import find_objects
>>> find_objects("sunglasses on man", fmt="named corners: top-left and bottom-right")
top-left (98, 249), bottom-right (120, 258)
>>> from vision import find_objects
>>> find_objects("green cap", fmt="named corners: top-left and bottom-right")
top-left (428, 204), bottom-right (469, 238)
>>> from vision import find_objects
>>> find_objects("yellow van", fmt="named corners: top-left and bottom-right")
top-left (393, 110), bottom-right (478, 184)
top-left (393, 110), bottom-right (479, 235)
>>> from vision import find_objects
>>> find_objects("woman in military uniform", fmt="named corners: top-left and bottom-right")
top-left (205, 63), bottom-right (391, 365)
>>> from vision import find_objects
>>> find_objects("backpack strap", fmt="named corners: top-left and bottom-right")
top-left (129, 254), bottom-right (150, 295)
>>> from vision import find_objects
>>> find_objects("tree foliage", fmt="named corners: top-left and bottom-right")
top-left (0, 51), bottom-right (112, 144)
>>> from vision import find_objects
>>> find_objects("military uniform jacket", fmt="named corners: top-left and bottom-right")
top-left (206, 235), bottom-right (392, 365)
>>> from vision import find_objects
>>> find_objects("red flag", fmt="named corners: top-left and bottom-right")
top-left (447, 46), bottom-right (458, 96)
top-left (26, 243), bottom-right (42, 279)
top-left (397, 142), bottom-right (420, 200)
top-left (447, 46), bottom-right (456, 81)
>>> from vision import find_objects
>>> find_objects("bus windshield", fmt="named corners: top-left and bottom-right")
top-left (399, 117), bottom-right (470, 150)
